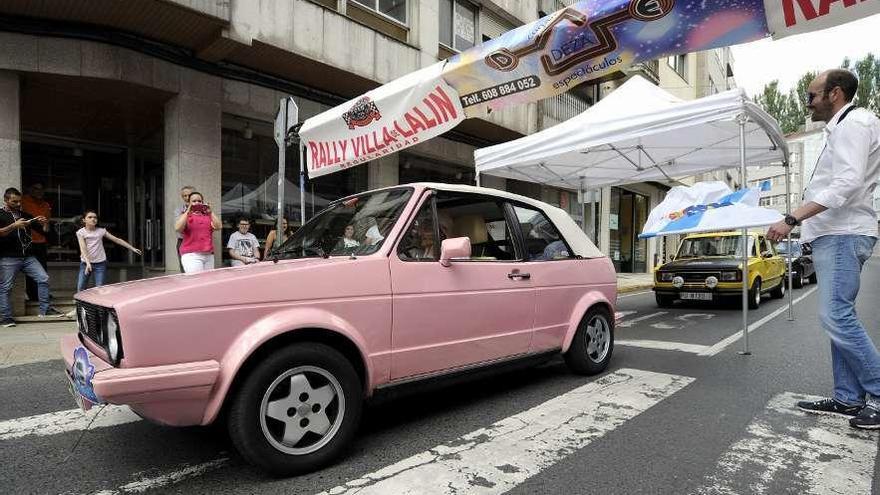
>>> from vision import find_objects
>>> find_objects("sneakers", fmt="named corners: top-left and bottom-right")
top-left (1, 319), bottom-right (15, 328)
top-left (38, 307), bottom-right (66, 318)
top-left (850, 406), bottom-right (880, 430)
top-left (796, 398), bottom-right (862, 418)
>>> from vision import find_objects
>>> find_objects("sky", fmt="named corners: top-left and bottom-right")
top-left (731, 14), bottom-right (880, 98)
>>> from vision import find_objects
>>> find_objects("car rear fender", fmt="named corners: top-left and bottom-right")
top-left (561, 290), bottom-right (615, 353)
top-left (201, 307), bottom-right (373, 425)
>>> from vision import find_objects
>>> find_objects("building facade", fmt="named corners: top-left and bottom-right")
top-left (0, 0), bottom-right (735, 301)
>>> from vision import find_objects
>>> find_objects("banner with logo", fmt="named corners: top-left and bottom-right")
top-left (299, 0), bottom-right (878, 176)
top-left (445, 0), bottom-right (768, 117)
top-left (639, 181), bottom-right (783, 239)
top-left (764, 0), bottom-right (880, 39)
top-left (299, 63), bottom-right (465, 178)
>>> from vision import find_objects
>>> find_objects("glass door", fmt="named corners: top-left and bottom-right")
top-left (135, 153), bottom-right (163, 271)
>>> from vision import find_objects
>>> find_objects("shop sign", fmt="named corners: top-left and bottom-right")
top-left (763, 0), bottom-right (880, 39)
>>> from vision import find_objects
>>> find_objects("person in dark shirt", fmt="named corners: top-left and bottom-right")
top-left (0, 187), bottom-right (63, 327)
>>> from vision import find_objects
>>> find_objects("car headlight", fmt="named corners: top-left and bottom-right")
top-left (106, 313), bottom-right (120, 363)
top-left (705, 276), bottom-right (719, 289)
top-left (672, 276), bottom-right (684, 288)
top-left (658, 272), bottom-right (674, 282)
top-left (720, 271), bottom-right (740, 281)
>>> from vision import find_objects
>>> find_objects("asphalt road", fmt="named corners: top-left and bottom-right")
top-left (4, 259), bottom-right (880, 494)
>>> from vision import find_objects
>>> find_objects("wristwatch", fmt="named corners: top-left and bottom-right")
top-left (784, 214), bottom-right (801, 227)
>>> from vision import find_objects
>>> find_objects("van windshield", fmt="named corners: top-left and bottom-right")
top-left (272, 188), bottom-right (413, 260)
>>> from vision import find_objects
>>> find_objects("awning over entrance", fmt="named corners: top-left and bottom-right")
top-left (474, 76), bottom-right (789, 191)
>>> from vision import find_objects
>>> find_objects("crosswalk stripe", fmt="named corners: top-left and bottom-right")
top-left (88, 457), bottom-right (230, 495)
top-left (315, 368), bottom-right (694, 495)
top-left (0, 405), bottom-right (141, 441)
top-left (616, 339), bottom-right (711, 354)
top-left (692, 392), bottom-right (878, 495)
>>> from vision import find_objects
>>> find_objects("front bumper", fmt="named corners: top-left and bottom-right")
top-left (61, 334), bottom-right (220, 426)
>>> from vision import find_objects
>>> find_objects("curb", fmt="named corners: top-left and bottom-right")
top-left (617, 284), bottom-right (653, 294)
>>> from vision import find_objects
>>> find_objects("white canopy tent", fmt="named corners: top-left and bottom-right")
top-left (475, 76), bottom-right (787, 191)
top-left (475, 76), bottom-right (793, 354)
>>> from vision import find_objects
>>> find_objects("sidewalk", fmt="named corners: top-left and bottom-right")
top-left (2, 275), bottom-right (655, 369)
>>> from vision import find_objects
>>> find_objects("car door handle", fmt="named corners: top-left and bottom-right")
top-left (508, 272), bottom-right (531, 280)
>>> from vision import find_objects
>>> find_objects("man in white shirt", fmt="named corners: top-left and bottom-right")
top-left (767, 69), bottom-right (880, 429)
top-left (227, 218), bottom-right (261, 267)
top-left (173, 185), bottom-right (193, 268)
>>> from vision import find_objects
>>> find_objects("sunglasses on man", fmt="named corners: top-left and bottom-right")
top-left (805, 86), bottom-right (837, 105)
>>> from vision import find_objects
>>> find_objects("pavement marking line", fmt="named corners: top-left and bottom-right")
top-left (615, 339), bottom-right (710, 354)
top-left (89, 457), bottom-right (230, 495)
top-left (619, 290), bottom-right (652, 298)
top-left (692, 392), bottom-right (877, 495)
top-left (0, 405), bottom-right (141, 441)
top-left (315, 368), bottom-right (694, 495)
top-left (699, 286), bottom-right (818, 357)
top-left (617, 312), bottom-right (667, 328)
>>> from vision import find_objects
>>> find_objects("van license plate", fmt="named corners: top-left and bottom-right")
top-left (680, 292), bottom-right (712, 301)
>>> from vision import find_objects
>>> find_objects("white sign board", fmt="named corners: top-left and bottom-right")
top-left (764, 0), bottom-right (880, 39)
top-left (298, 62), bottom-right (465, 178)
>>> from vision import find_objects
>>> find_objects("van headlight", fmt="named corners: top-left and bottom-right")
top-left (721, 271), bottom-right (740, 282)
top-left (705, 276), bottom-right (719, 289)
top-left (672, 276), bottom-right (685, 288)
top-left (106, 313), bottom-right (121, 363)
top-left (658, 272), bottom-right (674, 282)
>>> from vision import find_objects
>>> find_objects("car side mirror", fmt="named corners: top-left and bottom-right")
top-left (802, 245), bottom-right (812, 255)
top-left (762, 252), bottom-right (774, 259)
top-left (439, 237), bottom-right (471, 267)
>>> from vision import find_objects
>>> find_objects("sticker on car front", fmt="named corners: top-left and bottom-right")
top-left (70, 346), bottom-right (103, 408)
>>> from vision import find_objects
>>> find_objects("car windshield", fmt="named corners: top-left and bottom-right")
top-left (272, 188), bottom-right (413, 260)
top-left (775, 241), bottom-right (801, 256)
top-left (676, 236), bottom-right (755, 259)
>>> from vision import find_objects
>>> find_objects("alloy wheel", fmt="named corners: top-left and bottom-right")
top-left (585, 315), bottom-right (611, 364)
top-left (259, 366), bottom-right (345, 456)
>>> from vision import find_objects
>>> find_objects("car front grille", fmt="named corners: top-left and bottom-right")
top-left (680, 272), bottom-right (721, 282)
top-left (76, 301), bottom-right (109, 347)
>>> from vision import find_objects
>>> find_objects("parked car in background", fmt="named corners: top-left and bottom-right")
top-left (61, 183), bottom-right (617, 476)
top-left (653, 231), bottom-right (786, 309)
top-left (775, 239), bottom-right (816, 288)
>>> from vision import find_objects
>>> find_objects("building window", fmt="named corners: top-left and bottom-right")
top-left (667, 54), bottom-right (688, 81)
top-left (351, 0), bottom-right (407, 24)
top-left (440, 0), bottom-right (477, 51)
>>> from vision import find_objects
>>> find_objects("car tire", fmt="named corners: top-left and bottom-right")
top-left (809, 273), bottom-right (817, 284)
top-left (770, 277), bottom-right (785, 299)
top-left (747, 279), bottom-right (761, 310)
top-left (655, 294), bottom-right (675, 308)
top-left (228, 342), bottom-right (363, 476)
top-left (564, 306), bottom-right (614, 376)
top-left (792, 270), bottom-right (804, 289)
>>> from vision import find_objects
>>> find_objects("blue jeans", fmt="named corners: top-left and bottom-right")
top-left (811, 234), bottom-right (880, 407)
top-left (77, 261), bottom-right (107, 292)
top-left (0, 256), bottom-right (50, 320)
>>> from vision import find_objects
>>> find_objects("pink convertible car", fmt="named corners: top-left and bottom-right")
top-left (62, 183), bottom-right (617, 475)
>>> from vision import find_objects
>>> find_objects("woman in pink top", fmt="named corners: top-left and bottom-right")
top-left (76, 210), bottom-right (142, 291)
top-left (175, 191), bottom-right (221, 273)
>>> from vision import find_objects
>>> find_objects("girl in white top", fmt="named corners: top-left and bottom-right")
top-left (76, 210), bottom-right (142, 292)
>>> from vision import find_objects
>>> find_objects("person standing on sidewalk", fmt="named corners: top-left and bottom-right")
top-left (175, 191), bottom-right (221, 273)
top-left (76, 210), bottom-right (143, 291)
top-left (766, 69), bottom-right (880, 429)
top-left (173, 185), bottom-right (194, 269)
top-left (20, 183), bottom-right (51, 302)
top-left (0, 187), bottom-right (64, 327)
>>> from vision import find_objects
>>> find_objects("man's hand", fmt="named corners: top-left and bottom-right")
top-left (32, 216), bottom-right (48, 223)
top-left (12, 218), bottom-right (30, 230)
top-left (766, 220), bottom-right (794, 242)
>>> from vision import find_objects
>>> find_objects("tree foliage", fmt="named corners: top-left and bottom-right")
top-left (753, 53), bottom-right (879, 134)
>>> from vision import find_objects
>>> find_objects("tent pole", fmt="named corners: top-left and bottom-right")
top-left (299, 142), bottom-right (306, 229)
top-left (738, 114), bottom-right (751, 356)
top-left (785, 159), bottom-right (794, 321)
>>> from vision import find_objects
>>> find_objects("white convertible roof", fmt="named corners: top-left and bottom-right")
top-left (474, 76), bottom-right (789, 190)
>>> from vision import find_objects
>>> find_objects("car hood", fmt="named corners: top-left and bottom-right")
top-left (75, 257), bottom-right (363, 310)
top-left (658, 258), bottom-right (743, 271)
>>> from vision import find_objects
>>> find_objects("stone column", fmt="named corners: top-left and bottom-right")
top-left (0, 71), bottom-right (20, 189)
top-left (368, 155), bottom-right (399, 189)
top-left (164, 69), bottom-right (222, 272)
